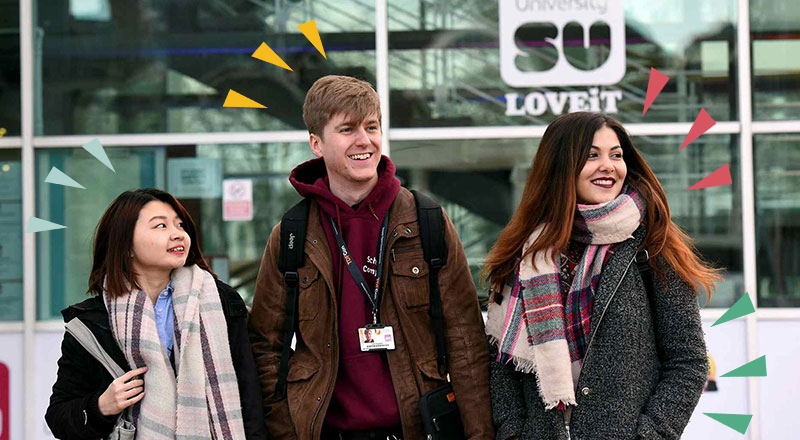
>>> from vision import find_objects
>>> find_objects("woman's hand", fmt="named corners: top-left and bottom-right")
top-left (97, 366), bottom-right (148, 416)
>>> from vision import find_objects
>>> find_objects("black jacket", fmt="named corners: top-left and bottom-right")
top-left (45, 280), bottom-right (268, 440)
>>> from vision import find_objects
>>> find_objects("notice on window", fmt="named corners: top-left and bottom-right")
top-left (167, 158), bottom-right (222, 199)
top-left (222, 179), bottom-right (253, 221)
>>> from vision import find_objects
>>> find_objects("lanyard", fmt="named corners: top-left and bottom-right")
top-left (329, 213), bottom-right (390, 324)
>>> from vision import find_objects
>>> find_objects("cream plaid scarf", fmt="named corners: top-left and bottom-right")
top-left (487, 186), bottom-right (645, 409)
top-left (104, 265), bottom-right (245, 439)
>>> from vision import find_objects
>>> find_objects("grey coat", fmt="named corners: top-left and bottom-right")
top-left (489, 227), bottom-right (708, 440)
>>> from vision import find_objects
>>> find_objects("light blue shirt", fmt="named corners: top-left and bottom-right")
top-left (154, 280), bottom-right (175, 358)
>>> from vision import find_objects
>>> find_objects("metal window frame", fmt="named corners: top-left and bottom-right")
top-left (0, 137), bottom-right (22, 148)
top-left (13, 0), bottom-right (800, 438)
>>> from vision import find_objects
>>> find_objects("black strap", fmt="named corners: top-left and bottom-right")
top-left (636, 248), bottom-right (666, 364)
top-left (275, 198), bottom-right (310, 397)
top-left (411, 190), bottom-right (449, 377)
top-left (636, 248), bottom-right (654, 300)
top-left (329, 213), bottom-right (390, 323)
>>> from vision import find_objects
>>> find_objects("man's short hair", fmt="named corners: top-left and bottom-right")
top-left (302, 75), bottom-right (381, 136)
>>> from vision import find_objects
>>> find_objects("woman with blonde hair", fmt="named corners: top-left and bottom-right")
top-left (484, 112), bottom-right (720, 439)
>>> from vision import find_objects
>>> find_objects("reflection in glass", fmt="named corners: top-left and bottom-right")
top-left (37, 1), bottom-right (376, 135)
top-left (0, 150), bottom-right (22, 321)
top-left (36, 147), bottom-right (163, 319)
top-left (755, 134), bottom-right (800, 306)
top-left (393, 135), bottom-right (743, 306)
top-left (0, 0), bottom-right (20, 136)
top-left (751, 0), bottom-right (800, 120)
top-left (35, 143), bottom-right (313, 320)
top-left (388, 0), bottom-right (737, 127)
top-left (635, 134), bottom-right (742, 307)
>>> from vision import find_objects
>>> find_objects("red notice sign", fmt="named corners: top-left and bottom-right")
top-left (0, 362), bottom-right (8, 440)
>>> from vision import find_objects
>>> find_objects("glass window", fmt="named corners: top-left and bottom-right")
top-left (0, 0), bottom-right (20, 136)
top-left (393, 134), bottom-right (742, 306)
top-left (36, 2), bottom-right (376, 135)
top-left (751, 0), bottom-right (800, 120)
top-left (35, 143), bottom-right (313, 320)
top-left (0, 149), bottom-right (22, 321)
top-left (755, 134), bottom-right (800, 306)
top-left (388, 0), bottom-right (737, 128)
top-left (636, 134), bottom-right (742, 307)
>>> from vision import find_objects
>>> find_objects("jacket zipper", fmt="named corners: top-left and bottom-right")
top-left (568, 254), bottom-right (636, 437)
top-left (308, 243), bottom-right (340, 438)
top-left (578, 254), bottom-right (636, 375)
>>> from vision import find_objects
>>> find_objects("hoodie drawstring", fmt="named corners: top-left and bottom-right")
top-left (367, 203), bottom-right (380, 222)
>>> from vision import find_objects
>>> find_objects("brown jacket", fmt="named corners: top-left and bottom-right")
top-left (248, 188), bottom-right (494, 439)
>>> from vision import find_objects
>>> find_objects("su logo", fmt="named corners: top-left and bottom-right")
top-left (499, 0), bottom-right (626, 87)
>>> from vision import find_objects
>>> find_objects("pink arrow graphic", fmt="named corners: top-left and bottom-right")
top-left (643, 68), bottom-right (669, 116)
top-left (687, 163), bottom-right (732, 191)
top-left (681, 108), bottom-right (716, 151)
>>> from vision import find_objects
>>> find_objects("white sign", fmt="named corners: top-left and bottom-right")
top-left (499, 0), bottom-right (626, 87)
top-left (222, 179), bottom-right (253, 221)
top-left (505, 88), bottom-right (623, 116)
top-left (167, 158), bottom-right (222, 199)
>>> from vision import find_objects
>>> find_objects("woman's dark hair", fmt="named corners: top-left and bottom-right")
top-left (482, 112), bottom-right (721, 300)
top-left (88, 188), bottom-right (215, 297)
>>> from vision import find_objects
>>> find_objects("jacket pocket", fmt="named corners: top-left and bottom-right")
top-left (298, 266), bottom-right (322, 321)
top-left (390, 250), bottom-right (430, 310)
top-left (286, 354), bottom-right (320, 424)
top-left (287, 355), bottom-right (319, 382)
top-left (417, 356), bottom-right (447, 391)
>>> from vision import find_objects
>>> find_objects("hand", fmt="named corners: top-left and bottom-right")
top-left (97, 366), bottom-right (148, 416)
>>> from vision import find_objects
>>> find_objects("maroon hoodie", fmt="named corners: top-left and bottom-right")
top-left (289, 156), bottom-right (402, 430)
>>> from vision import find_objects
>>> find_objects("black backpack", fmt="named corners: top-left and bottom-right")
top-left (273, 190), bottom-right (449, 397)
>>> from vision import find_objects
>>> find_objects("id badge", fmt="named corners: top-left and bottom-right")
top-left (358, 324), bottom-right (395, 352)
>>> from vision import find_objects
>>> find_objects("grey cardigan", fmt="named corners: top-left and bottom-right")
top-left (489, 227), bottom-right (708, 440)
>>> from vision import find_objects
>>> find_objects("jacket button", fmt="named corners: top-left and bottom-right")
top-left (312, 239), bottom-right (318, 245)
top-left (317, 397), bottom-right (321, 401)
top-left (392, 231), bottom-right (398, 237)
top-left (405, 227), bottom-right (412, 234)
top-left (302, 276), bottom-right (308, 283)
top-left (412, 267), bottom-right (420, 275)
top-left (582, 387), bottom-right (590, 396)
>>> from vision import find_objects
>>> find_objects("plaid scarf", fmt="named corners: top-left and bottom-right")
top-left (104, 265), bottom-right (245, 439)
top-left (486, 186), bottom-right (645, 409)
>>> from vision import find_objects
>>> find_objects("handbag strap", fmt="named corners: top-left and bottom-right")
top-left (65, 318), bottom-right (127, 378)
top-left (411, 190), bottom-right (449, 378)
top-left (635, 248), bottom-right (665, 364)
top-left (65, 317), bottom-right (134, 425)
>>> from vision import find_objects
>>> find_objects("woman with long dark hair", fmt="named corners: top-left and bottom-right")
top-left (46, 188), bottom-right (266, 439)
top-left (484, 112), bottom-right (721, 439)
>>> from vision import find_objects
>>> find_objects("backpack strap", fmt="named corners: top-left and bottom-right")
top-left (275, 198), bottom-right (310, 397)
top-left (411, 190), bottom-right (449, 377)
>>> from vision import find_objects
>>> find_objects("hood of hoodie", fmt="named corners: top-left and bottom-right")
top-left (289, 155), bottom-right (401, 222)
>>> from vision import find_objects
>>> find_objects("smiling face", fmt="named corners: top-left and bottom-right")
top-left (131, 201), bottom-right (191, 276)
top-left (576, 125), bottom-right (628, 205)
top-left (310, 112), bottom-right (382, 189)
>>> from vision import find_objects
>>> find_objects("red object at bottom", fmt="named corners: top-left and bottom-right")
top-left (0, 362), bottom-right (9, 440)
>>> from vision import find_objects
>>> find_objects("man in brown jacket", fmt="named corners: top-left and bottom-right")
top-left (249, 75), bottom-right (493, 440)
